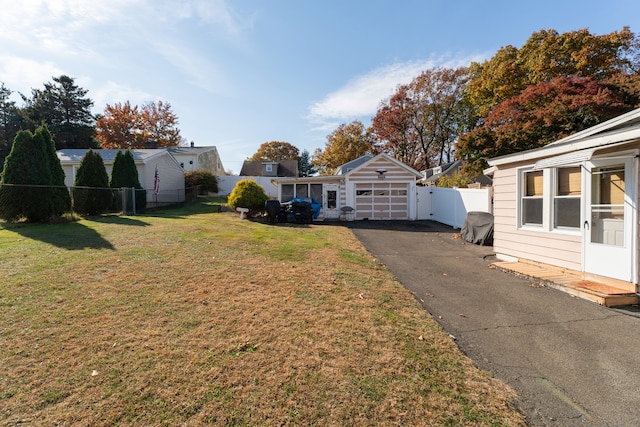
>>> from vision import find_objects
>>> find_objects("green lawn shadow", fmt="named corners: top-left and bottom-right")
top-left (4, 221), bottom-right (116, 250)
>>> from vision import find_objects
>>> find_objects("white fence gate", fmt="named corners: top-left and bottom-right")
top-left (417, 186), bottom-right (492, 228)
top-left (216, 176), bottom-right (279, 198)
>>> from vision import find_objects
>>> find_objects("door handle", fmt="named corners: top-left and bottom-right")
top-left (583, 220), bottom-right (590, 231)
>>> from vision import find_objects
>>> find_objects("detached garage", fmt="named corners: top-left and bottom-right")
top-left (272, 153), bottom-right (422, 220)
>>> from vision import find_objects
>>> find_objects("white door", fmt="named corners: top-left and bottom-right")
top-left (583, 157), bottom-right (635, 282)
top-left (323, 184), bottom-right (340, 219)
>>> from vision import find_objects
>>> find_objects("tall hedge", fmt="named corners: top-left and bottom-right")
top-left (39, 126), bottom-right (71, 216)
top-left (72, 149), bottom-right (112, 215)
top-left (0, 129), bottom-right (58, 222)
top-left (110, 150), bottom-right (146, 212)
top-left (185, 170), bottom-right (218, 194)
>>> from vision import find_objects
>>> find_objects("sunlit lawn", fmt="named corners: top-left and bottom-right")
top-left (0, 198), bottom-right (524, 426)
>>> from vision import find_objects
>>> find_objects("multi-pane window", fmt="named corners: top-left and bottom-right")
top-left (522, 170), bottom-right (543, 226)
top-left (553, 167), bottom-right (581, 229)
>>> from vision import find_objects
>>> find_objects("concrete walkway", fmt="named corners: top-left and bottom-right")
top-left (348, 220), bottom-right (640, 427)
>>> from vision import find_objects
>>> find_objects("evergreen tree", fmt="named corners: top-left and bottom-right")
top-left (0, 82), bottom-right (23, 173)
top-left (0, 129), bottom-right (53, 222)
top-left (38, 125), bottom-right (71, 216)
top-left (22, 75), bottom-right (98, 149)
top-left (297, 149), bottom-right (317, 177)
top-left (110, 150), bottom-right (145, 212)
top-left (72, 149), bottom-right (112, 215)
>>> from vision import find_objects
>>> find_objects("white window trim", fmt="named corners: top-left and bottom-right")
top-left (517, 165), bottom-right (582, 236)
top-left (551, 166), bottom-right (582, 235)
top-left (518, 167), bottom-right (545, 230)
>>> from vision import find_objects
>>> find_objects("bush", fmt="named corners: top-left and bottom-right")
top-left (110, 150), bottom-right (146, 213)
top-left (227, 179), bottom-right (268, 216)
top-left (72, 149), bottom-right (112, 215)
top-left (185, 170), bottom-right (218, 194)
top-left (0, 129), bottom-right (55, 222)
top-left (436, 171), bottom-right (476, 188)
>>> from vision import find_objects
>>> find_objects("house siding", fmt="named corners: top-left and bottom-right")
top-left (347, 157), bottom-right (417, 220)
top-left (493, 164), bottom-right (582, 270)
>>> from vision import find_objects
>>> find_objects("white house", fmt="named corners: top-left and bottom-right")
top-left (57, 149), bottom-right (186, 203)
top-left (168, 145), bottom-right (226, 175)
top-left (272, 153), bottom-right (423, 220)
top-left (486, 107), bottom-right (640, 291)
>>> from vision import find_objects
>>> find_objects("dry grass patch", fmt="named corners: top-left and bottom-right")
top-left (0, 199), bottom-right (525, 426)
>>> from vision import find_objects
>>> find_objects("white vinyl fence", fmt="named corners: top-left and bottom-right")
top-left (417, 186), bottom-right (492, 228)
top-left (216, 176), bottom-right (279, 198)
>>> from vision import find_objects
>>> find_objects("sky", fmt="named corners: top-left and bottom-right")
top-left (0, 1), bottom-right (639, 173)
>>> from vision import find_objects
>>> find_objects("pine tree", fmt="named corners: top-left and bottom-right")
top-left (72, 149), bottom-right (111, 215)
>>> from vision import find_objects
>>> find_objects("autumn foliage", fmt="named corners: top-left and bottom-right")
top-left (96, 100), bottom-right (183, 149)
top-left (457, 76), bottom-right (629, 173)
top-left (249, 141), bottom-right (299, 161)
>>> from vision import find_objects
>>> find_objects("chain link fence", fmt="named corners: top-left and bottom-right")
top-left (0, 183), bottom-right (199, 221)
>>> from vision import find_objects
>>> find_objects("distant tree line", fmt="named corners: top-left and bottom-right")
top-left (309, 27), bottom-right (640, 177)
top-left (0, 75), bottom-right (184, 174)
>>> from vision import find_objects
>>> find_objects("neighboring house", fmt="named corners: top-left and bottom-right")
top-left (272, 153), bottom-right (422, 220)
top-left (240, 160), bottom-right (298, 177)
top-left (168, 144), bottom-right (226, 175)
top-left (57, 149), bottom-right (186, 203)
top-left (422, 159), bottom-right (492, 187)
top-left (422, 160), bottom-right (463, 185)
top-left (486, 107), bottom-right (640, 289)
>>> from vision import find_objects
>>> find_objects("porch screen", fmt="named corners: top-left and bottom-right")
top-left (310, 184), bottom-right (322, 204)
top-left (296, 184), bottom-right (309, 198)
top-left (591, 165), bottom-right (625, 246)
top-left (522, 170), bottom-right (543, 226)
top-left (554, 167), bottom-right (581, 229)
top-left (281, 184), bottom-right (294, 202)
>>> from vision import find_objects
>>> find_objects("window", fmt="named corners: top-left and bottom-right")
top-left (281, 184), bottom-right (294, 202)
top-left (521, 170), bottom-right (543, 226)
top-left (553, 167), bottom-right (581, 229)
top-left (265, 164), bottom-right (273, 173)
top-left (296, 184), bottom-right (309, 198)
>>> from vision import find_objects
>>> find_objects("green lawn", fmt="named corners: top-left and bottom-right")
top-left (0, 198), bottom-right (525, 426)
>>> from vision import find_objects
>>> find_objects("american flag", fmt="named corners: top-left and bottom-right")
top-left (153, 165), bottom-right (160, 195)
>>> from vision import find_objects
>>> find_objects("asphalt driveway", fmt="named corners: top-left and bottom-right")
top-left (348, 220), bottom-right (640, 427)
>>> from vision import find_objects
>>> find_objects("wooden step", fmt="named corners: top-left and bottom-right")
top-left (493, 261), bottom-right (639, 308)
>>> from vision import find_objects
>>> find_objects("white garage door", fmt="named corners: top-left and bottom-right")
top-left (355, 182), bottom-right (409, 220)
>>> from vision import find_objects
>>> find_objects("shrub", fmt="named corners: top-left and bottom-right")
top-left (436, 171), bottom-right (476, 188)
top-left (0, 129), bottom-right (54, 222)
top-left (72, 149), bottom-right (112, 215)
top-left (227, 179), bottom-right (268, 216)
top-left (110, 150), bottom-right (146, 212)
top-left (39, 126), bottom-right (71, 216)
top-left (185, 170), bottom-right (218, 194)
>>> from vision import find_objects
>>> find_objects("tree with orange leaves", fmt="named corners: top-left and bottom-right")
top-left (96, 100), bottom-right (184, 149)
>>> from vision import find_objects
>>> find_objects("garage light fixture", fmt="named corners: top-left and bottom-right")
top-left (376, 169), bottom-right (387, 179)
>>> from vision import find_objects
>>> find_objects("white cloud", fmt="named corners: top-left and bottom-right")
top-left (307, 54), bottom-right (487, 125)
top-left (90, 81), bottom-right (156, 112)
top-left (0, 56), bottom-right (66, 96)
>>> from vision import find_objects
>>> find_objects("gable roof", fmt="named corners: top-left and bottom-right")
top-left (167, 146), bottom-right (219, 155)
top-left (488, 107), bottom-right (640, 167)
top-left (239, 160), bottom-right (298, 177)
top-left (345, 153), bottom-right (423, 178)
top-left (334, 154), bottom-right (374, 175)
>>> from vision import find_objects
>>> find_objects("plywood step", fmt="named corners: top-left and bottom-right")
top-left (493, 261), bottom-right (639, 308)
